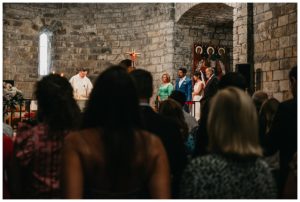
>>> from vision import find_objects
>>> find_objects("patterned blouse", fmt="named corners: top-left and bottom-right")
top-left (180, 154), bottom-right (277, 199)
top-left (15, 122), bottom-right (67, 198)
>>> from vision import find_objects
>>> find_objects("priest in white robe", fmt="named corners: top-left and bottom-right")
top-left (69, 67), bottom-right (93, 100)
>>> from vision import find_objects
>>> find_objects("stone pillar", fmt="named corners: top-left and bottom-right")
top-left (233, 3), bottom-right (254, 93)
top-left (233, 3), bottom-right (249, 69)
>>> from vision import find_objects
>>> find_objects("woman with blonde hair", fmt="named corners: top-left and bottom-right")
top-left (157, 73), bottom-right (174, 102)
top-left (180, 87), bottom-right (277, 199)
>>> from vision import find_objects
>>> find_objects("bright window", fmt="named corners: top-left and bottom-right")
top-left (39, 30), bottom-right (52, 76)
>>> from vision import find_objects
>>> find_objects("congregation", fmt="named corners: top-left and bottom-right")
top-left (3, 61), bottom-right (297, 199)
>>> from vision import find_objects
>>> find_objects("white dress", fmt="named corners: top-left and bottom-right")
top-left (192, 81), bottom-right (204, 121)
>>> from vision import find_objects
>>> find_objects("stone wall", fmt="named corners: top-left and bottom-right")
top-left (3, 3), bottom-right (297, 102)
top-left (253, 3), bottom-right (297, 101)
top-left (232, 3), bottom-right (249, 68)
top-left (3, 3), bottom-right (176, 100)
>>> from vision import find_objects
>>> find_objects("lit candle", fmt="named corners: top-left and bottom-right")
top-left (52, 71), bottom-right (55, 74)
top-left (60, 73), bottom-right (64, 77)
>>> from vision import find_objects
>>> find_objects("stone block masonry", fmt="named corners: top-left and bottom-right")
top-left (253, 3), bottom-right (296, 101)
top-left (3, 3), bottom-right (296, 103)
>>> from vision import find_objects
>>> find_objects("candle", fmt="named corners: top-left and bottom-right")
top-left (60, 73), bottom-right (64, 77)
top-left (52, 71), bottom-right (55, 74)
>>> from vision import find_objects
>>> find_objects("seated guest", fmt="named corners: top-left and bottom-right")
top-left (259, 98), bottom-right (280, 186)
top-left (12, 74), bottom-right (81, 198)
top-left (252, 90), bottom-right (268, 113)
top-left (169, 90), bottom-right (198, 132)
top-left (130, 69), bottom-right (186, 198)
top-left (180, 87), bottom-right (277, 199)
top-left (259, 98), bottom-right (280, 148)
top-left (159, 99), bottom-right (190, 154)
top-left (62, 66), bottom-right (170, 199)
top-left (119, 59), bottom-right (134, 73)
top-left (265, 65), bottom-right (297, 196)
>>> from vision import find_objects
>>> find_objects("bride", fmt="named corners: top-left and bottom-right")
top-left (192, 71), bottom-right (205, 121)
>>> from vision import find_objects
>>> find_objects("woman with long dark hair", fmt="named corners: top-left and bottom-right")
top-left (12, 74), bottom-right (81, 198)
top-left (61, 65), bottom-right (170, 199)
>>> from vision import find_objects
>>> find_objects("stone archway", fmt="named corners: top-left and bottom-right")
top-left (176, 3), bottom-right (234, 25)
top-left (173, 3), bottom-right (234, 77)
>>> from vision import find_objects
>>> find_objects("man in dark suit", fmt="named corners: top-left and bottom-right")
top-left (175, 67), bottom-right (192, 112)
top-left (201, 67), bottom-right (219, 106)
top-left (266, 65), bottom-right (297, 196)
top-left (130, 69), bottom-right (187, 198)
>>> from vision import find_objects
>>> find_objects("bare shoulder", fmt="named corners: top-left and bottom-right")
top-left (64, 129), bottom-right (91, 149)
top-left (65, 130), bottom-right (82, 143)
top-left (138, 130), bottom-right (165, 154)
top-left (138, 130), bottom-right (161, 143)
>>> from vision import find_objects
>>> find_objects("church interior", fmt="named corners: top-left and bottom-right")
top-left (2, 2), bottom-right (297, 199)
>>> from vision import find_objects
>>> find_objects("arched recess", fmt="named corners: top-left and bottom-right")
top-left (174, 3), bottom-right (234, 74)
top-left (39, 28), bottom-right (53, 77)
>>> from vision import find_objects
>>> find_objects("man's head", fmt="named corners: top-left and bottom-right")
top-left (289, 65), bottom-right (297, 98)
top-left (205, 67), bottom-right (213, 79)
top-left (130, 69), bottom-right (153, 101)
top-left (178, 67), bottom-right (187, 78)
top-left (119, 59), bottom-right (134, 73)
top-left (169, 90), bottom-right (186, 107)
top-left (252, 90), bottom-right (268, 113)
top-left (78, 67), bottom-right (88, 78)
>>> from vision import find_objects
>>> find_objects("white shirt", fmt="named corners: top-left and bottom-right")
top-left (179, 76), bottom-right (186, 88)
top-left (69, 74), bottom-right (93, 99)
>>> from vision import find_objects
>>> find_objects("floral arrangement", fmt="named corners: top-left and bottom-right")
top-left (3, 82), bottom-right (24, 115)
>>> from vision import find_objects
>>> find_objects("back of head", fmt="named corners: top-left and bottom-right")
top-left (83, 65), bottom-right (142, 130)
top-left (169, 90), bottom-right (186, 107)
top-left (159, 98), bottom-right (188, 139)
top-left (119, 59), bottom-right (135, 73)
top-left (82, 65), bottom-right (142, 183)
top-left (207, 87), bottom-right (262, 157)
top-left (119, 59), bottom-right (132, 69)
top-left (259, 98), bottom-right (280, 128)
top-left (219, 72), bottom-right (247, 91)
top-left (252, 91), bottom-right (268, 112)
top-left (159, 98), bottom-right (183, 118)
top-left (35, 74), bottom-right (80, 133)
top-left (130, 69), bottom-right (153, 99)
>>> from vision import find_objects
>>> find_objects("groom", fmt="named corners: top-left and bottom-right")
top-left (175, 67), bottom-right (192, 112)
